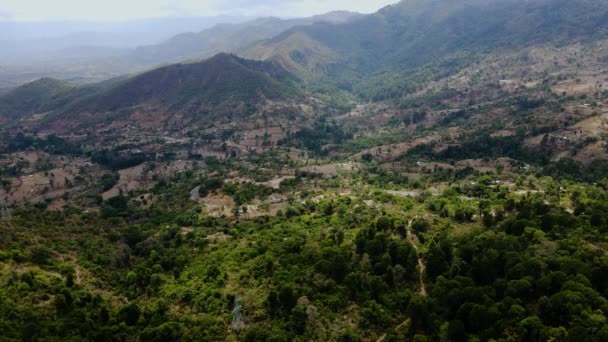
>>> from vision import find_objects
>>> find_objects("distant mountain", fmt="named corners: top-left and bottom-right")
top-left (0, 16), bottom-right (256, 66)
top-left (0, 41), bottom-right (131, 65)
top-left (0, 56), bottom-right (142, 91)
top-left (0, 12), bottom-right (361, 89)
top-left (0, 16), bottom-right (253, 45)
top-left (128, 11), bottom-right (362, 66)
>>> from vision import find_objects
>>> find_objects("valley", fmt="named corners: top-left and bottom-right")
top-left (2, 0), bottom-right (608, 341)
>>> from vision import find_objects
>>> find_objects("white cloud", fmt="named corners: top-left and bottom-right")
top-left (0, 0), bottom-right (397, 21)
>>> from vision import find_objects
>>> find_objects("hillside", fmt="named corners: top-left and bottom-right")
top-left (79, 53), bottom-right (299, 112)
top-left (0, 78), bottom-right (73, 121)
top-left (0, 53), bottom-right (306, 135)
top-left (239, 0), bottom-right (608, 166)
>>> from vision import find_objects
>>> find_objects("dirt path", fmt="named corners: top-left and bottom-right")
top-left (407, 220), bottom-right (427, 297)
top-left (376, 318), bottom-right (413, 341)
top-left (375, 221), bottom-right (428, 342)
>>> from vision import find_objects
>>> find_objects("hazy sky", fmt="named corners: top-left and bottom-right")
top-left (0, 0), bottom-right (398, 22)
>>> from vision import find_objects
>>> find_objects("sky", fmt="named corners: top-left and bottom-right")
top-left (0, 0), bottom-right (398, 22)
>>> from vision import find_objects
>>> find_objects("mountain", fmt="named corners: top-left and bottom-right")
top-left (128, 11), bottom-right (361, 66)
top-left (0, 12), bottom-right (360, 90)
top-left (0, 16), bottom-right (253, 46)
top-left (243, 0), bottom-right (608, 97)
top-left (236, 0), bottom-right (608, 166)
top-left (0, 41), bottom-right (131, 66)
top-left (0, 16), bottom-right (256, 66)
top-left (0, 54), bottom-right (303, 133)
top-left (74, 53), bottom-right (299, 113)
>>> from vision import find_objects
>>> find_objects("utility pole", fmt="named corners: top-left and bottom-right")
top-left (231, 297), bottom-right (245, 336)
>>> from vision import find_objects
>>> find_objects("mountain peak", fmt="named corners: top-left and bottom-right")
top-left (311, 11), bottom-right (362, 24)
top-left (205, 52), bottom-right (246, 64)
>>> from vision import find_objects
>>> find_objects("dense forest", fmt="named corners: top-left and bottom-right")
top-left (2, 157), bottom-right (608, 341)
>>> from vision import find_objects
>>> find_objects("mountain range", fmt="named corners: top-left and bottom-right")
top-left (0, 12), bottom-right (361, 89)
top-left (128, 11), bottom-right (361, 66)
top-left (243, 0), bottom-right (608, 99)
top-left (2, 0), bottom-right (608, 158)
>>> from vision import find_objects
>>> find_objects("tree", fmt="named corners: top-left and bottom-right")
top-left (278, 285), bottom-right (298, 313)
top-left (375, 216), bottom-right (394, 231)
top-left (28, 246), bottom-right (52, 265)
top-left (426, 241), bottom-right (449, 279)
top-left (118, 303), bottom-right (141, 326)
top-left (411, 218), bottom-right (430, 235)
top-left (447, 320), bottom-right (467, 342)
top-left (407, 295), bottom-right (434, 332)
top-left (54, 293), bottom-right (70, 315)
